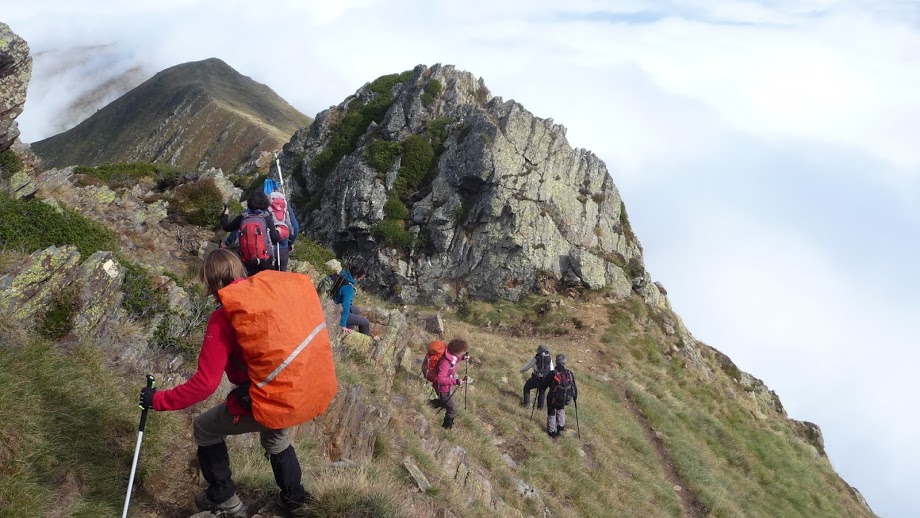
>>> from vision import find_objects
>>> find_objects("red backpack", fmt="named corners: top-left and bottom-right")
top-left (239, 212), bottom-right (273, 265)
top-left (422, 340), bottom-right (447, 383)
top-left (268, 192), bottom-right (291, 242)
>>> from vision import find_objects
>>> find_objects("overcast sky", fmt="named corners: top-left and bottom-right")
top-left (5, 1), bottom-right (919, 516)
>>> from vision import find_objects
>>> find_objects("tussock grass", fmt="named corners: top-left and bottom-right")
top-left (0, 337), bottom-right (181, 517)
top-left (308, 466), bottom-right (418, 518)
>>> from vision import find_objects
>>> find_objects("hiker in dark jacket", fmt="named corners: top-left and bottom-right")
top-left (546, 354), bottom-right (577, 438)
top-left (520, 344), bottom-right (554, 409)
top-left (221, 191), bottom-right (281, 276)
top-left (433, 338), bottom-right (470, 430)
top-left (334, 266), bottom-right (371, 336)
top-left (138, 250), bottom-right (312, 517)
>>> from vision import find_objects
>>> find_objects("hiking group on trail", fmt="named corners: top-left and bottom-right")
top-left (221, 178), bottom-right (299, 275)
top-left (127, 174), bottom-right (582, 514)
top-left (520, 344), bottom-right (579, 437)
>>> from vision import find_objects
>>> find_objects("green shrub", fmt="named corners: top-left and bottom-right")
top-left (120, 261), bottom-right (168, 320)
top-left (620, 201), bottom-right (636, 244)
top-left (290, 236), bottom-right (336, 274)
top-left (371, 219), bottom-right (412, 249)
top-left (171, 178), bottom-right (225, 228)
top-left (311, 71), bottom-right (413, 178)
top-left (0, 192), bottom-right (119, 257)
top-left (365, 140), bottom-right (402, 173)
top-left (394, 135), bottom-right (435, 200)
top-left (150, 310), bottom-right (199, 355)
top-left (74, 162), bottom-right (180, 190)
top-left (383, 196), bottom-right (410, 220)
top-left (426, 117), bottom-right (450, 149)
top-left (39, 288), bottom-right (77, 340)
top-left (0, 149), bottom-right (21, 178)
top-left (421, 78), bottom-right (443, 107)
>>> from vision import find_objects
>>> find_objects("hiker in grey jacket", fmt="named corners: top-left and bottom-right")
top-left (520, 344), bottom-right (554, 409)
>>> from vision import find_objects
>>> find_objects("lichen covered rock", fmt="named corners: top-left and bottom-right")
top-left (282, 65), bottom-right (651, 305)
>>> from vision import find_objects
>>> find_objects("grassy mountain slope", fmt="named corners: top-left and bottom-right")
top-left (31, 58), bottom-right (311, 173)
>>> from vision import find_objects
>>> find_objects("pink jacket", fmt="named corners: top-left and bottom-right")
top-left (433, 350), bottom-right (463, 393)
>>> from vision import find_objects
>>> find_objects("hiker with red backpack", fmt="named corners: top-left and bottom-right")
top-left (137, 249), bottom-right (336, 516)
top-left (333, 266), bottom-right (371, 336)
top-left (546, 354), bottom-right (578, 438)
top-left (264, 179), bottom-right (298, 272)
top-left (520, 344), bottom-right (554, 410)
top-left (425, 338), bottom-right (471, 430)
top-left (221, 191), bottom-right (281, 276)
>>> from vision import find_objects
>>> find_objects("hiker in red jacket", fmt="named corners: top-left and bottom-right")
top-left (137, 250), bottom-right (311, 517)
top-left (433, 338), bottom-right (470, 430)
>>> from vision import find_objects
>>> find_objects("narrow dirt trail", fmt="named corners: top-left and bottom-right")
top-left (568, 301), bottom-right (708, 518)
top-left (614, 381), bottom-right (708, 518)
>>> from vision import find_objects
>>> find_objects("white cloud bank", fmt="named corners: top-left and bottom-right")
top-left (5, 0), bottom-right (920, 515)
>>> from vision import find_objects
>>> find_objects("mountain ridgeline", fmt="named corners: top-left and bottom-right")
top-left (0, 30), bottom-right (877, 518)
top-left (32, 58), bottom-right (311, 174)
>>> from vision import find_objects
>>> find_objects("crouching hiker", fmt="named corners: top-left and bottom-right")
top-left (546, 354), bottom-right (577, 438)
top-left (333, 266), bottom-right (371, 336)
top-left (138, 250), bottom-right (337, 516)
top-left (520, 344), bottom-right (553, 409)
top-left (432, 339), bottom-right (471, 430)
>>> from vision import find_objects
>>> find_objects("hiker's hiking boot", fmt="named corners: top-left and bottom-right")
top-left (442, 416), bottom-right (454, 429)
top-left (276, 492), bottom-right (316, 517)
top-left (194, 491), bottom-right (246, 517)
top-left (558, 426), bottom-right (565, 435)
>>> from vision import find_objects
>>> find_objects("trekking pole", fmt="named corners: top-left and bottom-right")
top-left (464, 358), bottom-right (469, 410)
top-left (122, 374), bottom-right (155, 518)
top-left (275, 153), bottom-right (286, 197)
top-left (574, 399), bottom-right (581, 438)
top-left (435, 385), bottom-right (459, 415)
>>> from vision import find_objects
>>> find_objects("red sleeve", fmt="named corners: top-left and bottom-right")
top-left (153, 308), bottom-right (235, 411)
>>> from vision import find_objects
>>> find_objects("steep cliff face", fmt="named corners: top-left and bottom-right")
top-left (0, 22), bottom-right (32, 151)
top-left (32, 58), bottom-right (312, 174)
top-left (282, 65), bottom-right (664, 306)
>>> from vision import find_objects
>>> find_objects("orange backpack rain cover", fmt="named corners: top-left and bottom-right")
top-left (219, 270), bottom-right (337, 429)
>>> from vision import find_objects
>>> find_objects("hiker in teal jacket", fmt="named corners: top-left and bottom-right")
top-left (334, 266), bottom-right (371, 336)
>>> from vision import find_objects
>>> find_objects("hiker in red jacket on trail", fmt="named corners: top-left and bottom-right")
top-left (433, 338), bottom-right (471, 430)
top-left (137, 250), bottom-right (311, 517)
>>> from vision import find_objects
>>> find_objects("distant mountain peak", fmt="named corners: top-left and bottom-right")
top-left (32, 58), bottom-right (311, 173)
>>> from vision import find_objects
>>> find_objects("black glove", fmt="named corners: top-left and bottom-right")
top-left (139, 387), bottom-right (157, 410)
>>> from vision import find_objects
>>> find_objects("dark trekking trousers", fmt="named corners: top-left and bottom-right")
top-left (346, 305), bottom-right (371, 336)
top-left (522, 374), bottom-right (548, 409)
top-left (194, 402), bottom-right (306, 505)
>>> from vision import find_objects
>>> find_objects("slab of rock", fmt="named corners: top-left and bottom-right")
top-left (425, 313), bottom-right (445, 334)
top-left (501, 453), bottom-right (518, 469)
top-left (0, 245), bottom-right (82, 322)
top-left (0, 22), bottom-right (32, 151)
top-left (403, 456), bottom-right (432, 492)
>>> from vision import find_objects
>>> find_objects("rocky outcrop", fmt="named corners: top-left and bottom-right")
top-left (32, 58), bottom-right (311, 174)
top-left (0, 22), bottom-right (32, 151)
top-left (0, 245), bottom-right (124, 340)
top-left (281, 64), bottom-right (661, 306)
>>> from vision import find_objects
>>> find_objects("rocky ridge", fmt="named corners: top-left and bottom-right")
top-left (281, 64), bottom-right (666, 308)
